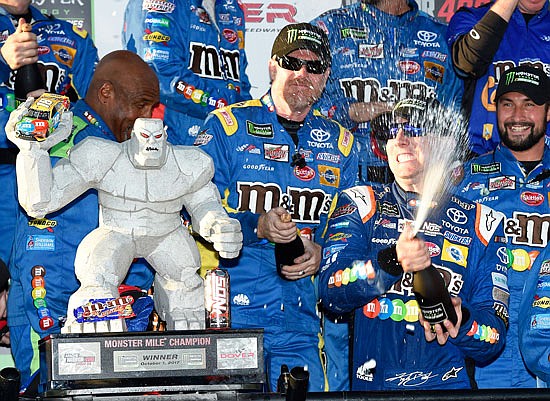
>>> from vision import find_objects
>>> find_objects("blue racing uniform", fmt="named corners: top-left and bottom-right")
top-left (519, 251), bottom-right (550, 386)
top-left (8, 100), bottom-right (154, 391)
top-left (458, 144), bottom-right (550, 388)
top-left (0, 5), bottom-right (98, 267)
top-left (122, 0), bottom-right (251, 145)
top-left (195, 92), bottom-right (358, 391)
top-left (311, 0), bottom-right (462, 184)
top-left (447, 2), bottom-right (550, 155)
top-left (318, 183), bottom-right (508, 390)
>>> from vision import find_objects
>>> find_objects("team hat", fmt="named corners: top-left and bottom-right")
top-left (496, 65), bottom-right (550, 105)
top-left (271, 23), bottom-right (331, 66)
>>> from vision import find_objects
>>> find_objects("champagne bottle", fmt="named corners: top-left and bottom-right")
top-left (13, 22), bottom-right (45, 103)
top-left (275, 213), bottom-right (305, 277)
top-left (413, 265), bottom-right (458, 332)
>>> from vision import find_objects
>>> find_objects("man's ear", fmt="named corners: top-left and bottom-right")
top-left (268, 59), bottom-right (277, 83)
top-left (546, 103), bottom-right (550, 123)
top-left (98, 81), bottom-right (114, 104)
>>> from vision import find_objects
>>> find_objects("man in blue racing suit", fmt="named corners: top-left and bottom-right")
top-left (123, 0), bottom-right (252, 146)
top-left (195, 23), bottom-right (358, 391)
top-left (458, 65), bottom-right (550, 388)
top-left (519, 250), bottom-right (550, 388)
top-left (447, 0), bottom-right (550, 156)
top-left (318, 99), bottom-right (508, 390)
top-left (0, 1), bottom-right (98, 273)
top-left (311, 0), bottom-right (462, 184)
top-left (7, 51), bottom-right (160, 392)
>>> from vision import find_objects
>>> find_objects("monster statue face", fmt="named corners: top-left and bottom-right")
top-left (128, 118), bottom-right (168, 168)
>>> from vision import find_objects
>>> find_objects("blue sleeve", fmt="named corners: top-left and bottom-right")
top-left (197, 112), bottom-right (260, 246)
top-left (68, 24), bottom-right (99, 98)
top-left (519, 254), bottom-right (550, 383)
top-left (448, 204), bottom-right (508, 364)
top-left (122, 0), bottom-right (251, 122)
top-left (318, 188), bottom-right (401, 314)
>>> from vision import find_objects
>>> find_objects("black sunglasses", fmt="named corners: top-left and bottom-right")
top-left (275, 55), bottom-right (328, 74)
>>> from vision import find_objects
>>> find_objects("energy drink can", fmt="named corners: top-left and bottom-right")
top-left (205, 268), bottom-right (230, 329)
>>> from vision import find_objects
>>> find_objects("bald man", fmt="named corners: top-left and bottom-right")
top-left (7, 50), bottom-right (160, 392)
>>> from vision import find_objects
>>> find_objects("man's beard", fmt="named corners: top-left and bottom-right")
top-left (363, 0), bottom-right (383, 5)
top-left (500, 123), bottom-right (545, 152)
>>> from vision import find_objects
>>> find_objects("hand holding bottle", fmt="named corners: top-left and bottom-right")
top-left (419, 296), bottom-right (463, 345)
top-left (395, 223), bottom-right (431, 272)
top-left (0, 18), bottom-right (38, 70)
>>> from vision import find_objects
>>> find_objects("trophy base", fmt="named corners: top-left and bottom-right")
top-left (39, 328), bottom-right (264, 397)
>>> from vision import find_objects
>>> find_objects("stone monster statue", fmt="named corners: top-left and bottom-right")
top-left (6, 102), bottom-right (242, 333)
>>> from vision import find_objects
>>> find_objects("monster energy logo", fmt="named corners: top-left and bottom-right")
top-left (504, 71), bottom-right (516, 86)
top-left (287, 28), bottom-right (321, 44)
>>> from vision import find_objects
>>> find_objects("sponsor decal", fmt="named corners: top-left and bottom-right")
top-left (358, 43), bottom-right (383, 59)
top-left (316, 152), bottom-right (341, 164)
top-left (446, 208), bottom-right (467, 224)
top-left (263, 143), bottom-right (289, 162)
top-left (530, 314), bottom-right (550, 329)
top-left (331, 204), bottom-right (357, 219)
top-left (144, 47), bottom-right (169, 61)
top-left (520, 191), bottom-right (544, 206)
top-left (28, 218), bottom-right (57, 232)
top-left (441, 239), bottom-right (468, 267)
top-left (51, 44), bottom-right (76, 67)
top-left (145, 17), bottom-right (170, 27)
top-left (26, 235), bottom-right (55, 251)
top-left (466, 321), bottom-right (500, 343)
top-left (143, 0), bottom-right (176, 13)
top-left (492, 272), bottom-right (508, 289)
top-left (489, 175), bottom-right (516, 191)
top-left (310, 128), bottom-right (331, 142)
top-left (322, 243), bottom-right (348, 260)
top-left (493, 286), bottom-right (510, 304)
top-left (540, 260), bottom-right (550, 275)
top-left (294, 165), bottom-right (315, 181)
top-left (471, 162), bottom-right (501, 174)
top-left (340, 27), bottom-right (369, 39)
top-left (318, 165), bottom-right (340, 187)
top-left (223, 29), bottom-right (237, 43)
top-left (425, 241), bottom-right (441, 257)
top-left (193, 131), bottom-right (212, 146)
top-left (246, 120), bottom-right (273, 138)
top-left (236, 143), bottom-right (261, 154)
top-left (533, 296), bottom-right (550, 309)
top-left (398, 60), bottom-right (421, 74)
top-left (424, 61), bottom-right (444, 83)
top-left (421, 50), bottom-right (447, 62)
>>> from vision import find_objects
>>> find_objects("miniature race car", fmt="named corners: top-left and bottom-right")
top-left (15, 93), bottom-right (70, 141)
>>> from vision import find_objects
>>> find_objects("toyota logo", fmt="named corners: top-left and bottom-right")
top-left (417, 30), bottom-right (438, 42)
top-left (446, 208), bottom-right (467, 224)
top-left (310, 129), bottom-right (331, 142)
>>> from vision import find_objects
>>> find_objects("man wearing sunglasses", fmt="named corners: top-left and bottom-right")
top-left (194, 22), bottom-right (359, 392)
top-left (318, 99), bottom-right (508, 390)
top-left (458, 65), bottom-right (550, 389)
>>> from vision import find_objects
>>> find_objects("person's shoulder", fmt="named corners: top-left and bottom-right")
top-left (34, 12), bottom-right (92, 40)
top-left (313, 4), bottom-right (356, 22)
top-left (449, 2), bottom-right (492, 23)
top-left (207, 99), bottom-right (263, 135)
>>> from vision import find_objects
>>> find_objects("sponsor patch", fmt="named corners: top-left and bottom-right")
top-left (263, 144), bottom-right (289, 162)
top-left (470, 162), bottom-right (501, 174)
top-left (424, 61), bottom-right (444, 83)
top-left (318, 165), bottom-right (340, 187)
top-left (26, 235), bottom-right (55, 251)
top-left (441, 239), bottom-right (468, 267)
top-left (246, 121), bottom-right (273, 138)
top-left (358, 43), bottom-right (383, 59)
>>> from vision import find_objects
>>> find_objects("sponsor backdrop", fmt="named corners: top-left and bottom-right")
top-left (32, 0), bottom-right (489, 98)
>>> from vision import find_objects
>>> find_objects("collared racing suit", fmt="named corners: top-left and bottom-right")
top-left (195, 92), bottom-right (358, 391)
top-left (447, 2), bottom-right (550, 155)
top-left (458, 144), bottom-right (550, 388)
top-left (122, 0), bottom-right (251, 146)
top-left (0, 5), bottom-right (98, 268)
top-left (8, 100), bottom-right (154, 391)
top-left (518, 250), bottom-right (550, 387)
top-left (318, 183), bottom-right (508, 390)
top-left (311, 0), bottom-right (462, 184)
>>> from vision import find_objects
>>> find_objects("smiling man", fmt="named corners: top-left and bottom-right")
top-left (318, 99), bottom-right (508, 390)
top-left (459, 65), bottom-right (550, 388)
top-left (194, 23), bottom-right (359, 392)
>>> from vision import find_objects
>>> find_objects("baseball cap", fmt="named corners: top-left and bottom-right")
top-left (271, 23), bottom-right (331, 66)
top-left (495, 65), bottom-right (550, 105)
